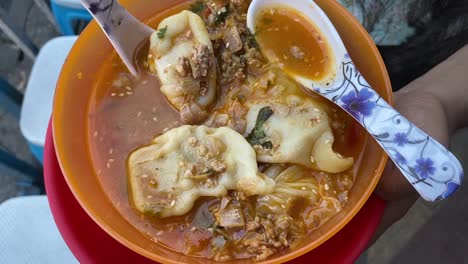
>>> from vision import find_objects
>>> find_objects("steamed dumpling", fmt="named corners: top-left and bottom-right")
top-left (149, 11), bottom-right (217, 124)
top-left (244, 97), bottom-right (353, 173)
top-left (128, 125), bottom-right (275, 217)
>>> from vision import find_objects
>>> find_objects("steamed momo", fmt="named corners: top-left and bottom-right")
top-left (149, 11), bottom-right (217, 124)
top-left (245, 97), bottom-right (353, 173)
top-left (128, 125), bottom-right (275, 217)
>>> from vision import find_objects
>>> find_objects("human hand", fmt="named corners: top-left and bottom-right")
top-left (368, 90), bottom-right (450, 241)
top-left (369, 44), bottom-right (468, 242)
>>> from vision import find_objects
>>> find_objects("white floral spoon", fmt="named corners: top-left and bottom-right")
top-left (247, 0), bottom-right (463, 201)
top-left (79, 0), bottom-right (154, 76)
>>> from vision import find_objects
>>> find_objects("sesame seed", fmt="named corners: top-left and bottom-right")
top-left (156, 231), bottom-right (164, 236)
top-left (147, 195), bottom-right (153, 199)
top-left (153, 117), bottom-right (158, 122)
top-left (118, 93), bottom-right (125, 97)
top-left (106, 163), bottom-right (110, 168)
top-left (324, 184), bottom-right (330, 190)
top-left (191, 227), bottom-right (196, 231)
top-left (141, 174), bottom-right (148, 178)
top-left (301, 187), bottom-right (307, 190)
top-left (170, 200), bottom-right (176, 207)
top-left (310, 156), bottom-right (315, 163)
top-left (93, 131), bottom-right (98, 137)
top-left (125, 86), bottom-right (132, 91)
top-left (312, 189), bottom-right (318, 194)
top-left (137, 111), bottom-right (142, 117)
top-left (109, 148), bottom-right (113, 154)
top-left (126, 91), bottom-right (133, 95)
top-left (111, 93), bottom-right (116, 97)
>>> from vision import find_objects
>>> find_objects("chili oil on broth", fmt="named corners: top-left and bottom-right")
top-left (255, 6), bottom-right (334, 81)
top-left (87, 3), bottom-right (366, 261)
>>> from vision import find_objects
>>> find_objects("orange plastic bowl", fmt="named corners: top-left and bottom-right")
top-left (53, 0), bottom-right (391, 263)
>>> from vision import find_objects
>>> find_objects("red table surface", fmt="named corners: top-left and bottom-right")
top-left (44, 121), bottom-right (386, 264)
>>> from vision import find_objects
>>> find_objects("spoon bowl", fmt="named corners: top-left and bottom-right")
top-left (247, 0), bottom-right (463, 201)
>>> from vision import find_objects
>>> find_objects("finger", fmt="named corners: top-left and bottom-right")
top-left (375, 91), bottom-right (450, 201)
top-left (375, 161), bottom-right (415, 200)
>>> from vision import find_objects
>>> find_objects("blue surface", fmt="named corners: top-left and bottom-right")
top-left (51, 1), bottom-right (92, 35)
top-left (29, 143), bottom-right (44, 165)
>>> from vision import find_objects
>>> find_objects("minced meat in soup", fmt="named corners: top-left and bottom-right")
top-left (88, 0), bottom-right (366, 261)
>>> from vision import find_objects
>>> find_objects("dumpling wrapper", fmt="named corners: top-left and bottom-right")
top-left (245, 97), bottom-right (353, 173)
top-left (128, 125), bottom-right (275, 218)
top-left (149, 10), bottom-right (217, 124)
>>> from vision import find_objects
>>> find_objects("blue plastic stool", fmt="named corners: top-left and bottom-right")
top-left (20, 36), bottom-right (78, 164)
top-left (51, 0), bottom-right (92, 35)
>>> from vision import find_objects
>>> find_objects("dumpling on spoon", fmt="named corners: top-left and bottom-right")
top-left (244, 96), bottom-right (353, 173)
top-left (149, 10), bottom-right (217, 124)
top-left (128, 125), bottom-right (275, 218)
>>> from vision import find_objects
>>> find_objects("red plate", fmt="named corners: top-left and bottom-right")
top-left (44, 121), bottom-right (386, 264)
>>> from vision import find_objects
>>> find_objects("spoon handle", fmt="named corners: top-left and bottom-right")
top-left (312, 56), bottom-right (463, 201)
top-left (79, 0), bottom-right (154, 76)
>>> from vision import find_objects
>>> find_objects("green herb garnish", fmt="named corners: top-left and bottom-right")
top-left (246, 106), bottom-right (273, 147)
top-left (201, 168), bottom-right (215, 176)
top-left (189, 1), bottom-right (206, 14)
top-left (157, 25), bottom-right (168, 39)
top-left (261, 141), bottom-right (273, 149)
top-left (247, 29), bottom-right (260, 50)
top-left (215, 7), bottom-right (229, 24)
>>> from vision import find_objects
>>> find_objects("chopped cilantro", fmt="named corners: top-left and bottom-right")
top-left (246, 106), bottom-right (273, 146)
top-left (189, 1), bottom-right (206, 14)
top-left (215, 7), bottom-right (229, 24)
top-left (157, 25), bottom-right (168, 39)
top-left (247, 29), bottom-right (260, 50)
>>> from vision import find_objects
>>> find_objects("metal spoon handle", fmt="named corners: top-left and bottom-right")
top-left (312, 57), bottom-right (463, 201)
top-left (79, 0), bottom-right (154, 76)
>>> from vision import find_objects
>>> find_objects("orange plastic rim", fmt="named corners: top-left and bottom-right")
top-left (53, 0), bottom-right (391, 263)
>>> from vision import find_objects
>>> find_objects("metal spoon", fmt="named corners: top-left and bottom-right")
top-left (247, 0), bottom-right (463, 201)
top-left (79, 0), bottom-right (154, 76)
